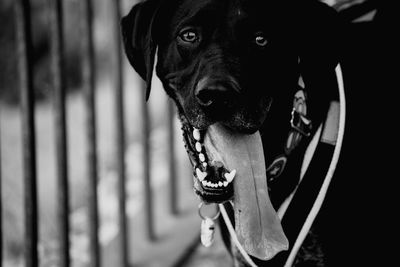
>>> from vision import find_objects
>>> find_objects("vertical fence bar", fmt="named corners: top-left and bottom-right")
top-left (49, 0), bottom-right (70, 266)
top-left (14, 1), bottom-right (39, 267)
top-left (0, 113), bottom-right (3, 267)
top-left (141, 87), bottom-right (155, 240)
top-left (113, 0), bottom-right (129, 265)
top-left (81, 0), bottom-right (100, 266)
top-left (168, 102), bottom-right (178, 215)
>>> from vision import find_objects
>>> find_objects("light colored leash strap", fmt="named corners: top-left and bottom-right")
top-left (283, 64), bottom-right (346, 267)
top-left (219, 204), bottom-right (258, 267)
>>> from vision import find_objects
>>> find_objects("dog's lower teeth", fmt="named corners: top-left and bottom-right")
top-left (193, 128), bottom-right (201, 141)
top-left (224, 170), bottom-right (236, 183)
top-left (218, 181), bottom-right (223, 187)
top-left (202, 162), bottom-right (207, 168)
top-left (223, 181), bottom-right (228, 187)
top-left (202, 180), bottom-right (207, 186)
top-left (195, 142), bottom-right (202, 152)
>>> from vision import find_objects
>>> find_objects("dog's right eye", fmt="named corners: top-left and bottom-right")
top-left (178, 29), bottom-right (199, 43)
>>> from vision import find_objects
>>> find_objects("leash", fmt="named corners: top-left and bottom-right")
top-left (204, 64), bottom-right (346, 267)
top-left (283, 64), bottom-right (346, 267)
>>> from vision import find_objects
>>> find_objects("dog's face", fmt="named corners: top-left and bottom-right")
top-left (156, 0), bottom-right (289, 133)
top-left (122, 0), bottom-right (339, 203)
top-left (156, 0), bottom-right (298, 204)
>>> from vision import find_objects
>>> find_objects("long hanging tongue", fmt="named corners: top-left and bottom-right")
top-left (204, 123), bottom-right (288, 260)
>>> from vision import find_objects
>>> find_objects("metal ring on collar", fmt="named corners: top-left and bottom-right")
top-left (198, 202), bottom-right (220, 220)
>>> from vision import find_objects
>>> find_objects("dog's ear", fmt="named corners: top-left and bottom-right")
top-left (121, 0), bottom-right (163, 100)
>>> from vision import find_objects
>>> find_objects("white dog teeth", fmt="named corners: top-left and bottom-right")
top-left (196, 168), bottom-right (207, 181)
top-left (199, 153), bottom-right (205, 162)
top-left (200, 179), bottom-right (229, 188)
top-left (224, 169), bottom-right (236, 183)
top-left (195, 142), bottom-right (202, 152)
top-left (193, 129), bottom-right (200, 141)
top-left (202, 162), bottom-right (207, 168)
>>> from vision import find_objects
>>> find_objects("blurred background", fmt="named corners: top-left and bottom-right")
top-left (0, 0), bottom-right (389, 267)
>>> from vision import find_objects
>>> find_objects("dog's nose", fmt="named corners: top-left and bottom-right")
top-left (195, 78), bottom-right (238, 107)
top-left (195, 85), bottom-right (229, 107)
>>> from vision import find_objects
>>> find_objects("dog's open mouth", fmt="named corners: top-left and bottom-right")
top-left (180, 114), bottom-right (235, 203)
top-left (180, 113), bottom-right (289, 260)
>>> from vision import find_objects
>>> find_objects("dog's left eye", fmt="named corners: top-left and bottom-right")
top-left (179, 30), bottom-right (199, 43)
top-left (255, 34), bottom-right (268, 47)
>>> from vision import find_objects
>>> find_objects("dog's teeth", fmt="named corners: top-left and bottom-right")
top-left (223, 181), bottom-right (228, 187)
top-left (195, 142), bottom-right (202, 152)
top-left (224, 169), bottom-right (236, 183)
top-left (207, 181), bottom-right (212, 187)
top-left (202, 162), bottom-right (207, 168)
top-left (218, 181), bottom-right (223, 187)
top-left (199, 153), bottom-right (205, 162)
top-left (193, 129), bottom-right (201, 141)
top-left (202, 180), bottom-right (207, 186)
top-left (196, 168), bottom-right (207, 181)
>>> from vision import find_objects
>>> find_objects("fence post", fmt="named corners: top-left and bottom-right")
top-left (81, 0), bottom-right (100, 266)
top-left (113, 0), bottom-right (129, 265)
top-left (141, 84), bottom-right (155, 241)
top-left (0, 110), bottom-right (3, 267)
top-left (49, 0), bottom-right (70, 266)
top-left (168, 102), bottom-right (179, 215)
top-left (14, 0), bottom-right (39, 266)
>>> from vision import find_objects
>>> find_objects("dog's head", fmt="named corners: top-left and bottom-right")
top-left (122, 0), bottom-right (340, 260)
top-left (122, 0), bottom-right (339, 202)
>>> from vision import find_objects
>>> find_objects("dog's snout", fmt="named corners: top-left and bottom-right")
top-left (195, 77), bottom-right (239, 107)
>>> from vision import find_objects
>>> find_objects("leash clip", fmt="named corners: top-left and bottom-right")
top-left (290, 108), bottom-right (312, 137)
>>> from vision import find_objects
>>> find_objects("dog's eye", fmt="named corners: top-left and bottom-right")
top-left (179, 30), bottom-right (199, 43)
top-left (255, 34), bottom-right (268, 47)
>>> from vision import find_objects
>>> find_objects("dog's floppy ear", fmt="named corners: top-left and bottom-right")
top-left (121, 0), bottom-right (163, 100)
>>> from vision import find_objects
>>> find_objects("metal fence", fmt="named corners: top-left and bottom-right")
top-left (1, 0), bottom-right (182, 266)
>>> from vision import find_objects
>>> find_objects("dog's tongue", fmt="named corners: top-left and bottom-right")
top-left (204, 123), bottom-right (288, 260)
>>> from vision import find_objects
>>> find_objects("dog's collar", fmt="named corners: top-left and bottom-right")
top-left (266, 84), bottom-right (312, 183)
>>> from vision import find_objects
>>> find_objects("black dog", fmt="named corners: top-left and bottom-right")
top-left (122, 0), bottom-right (341, 266)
